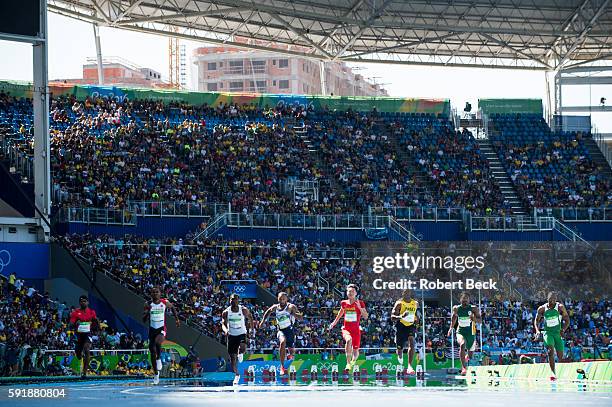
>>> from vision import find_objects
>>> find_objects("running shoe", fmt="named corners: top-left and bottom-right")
top-left (460, 367), bottom-right (467, 375)
top-left (153, 373), bottom-right (160, 385)
top-left (550, 375), bottom-right (557, 382)
top-left (280, 366), bottom-right (287, 376)
top-left (406, 366), bottom-right (416, 375)
top-left (233, 375), bottom-right (241, 385)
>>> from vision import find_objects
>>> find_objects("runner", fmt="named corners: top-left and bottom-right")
top-left (69, 295), bottom-right (98, 378)
top-left (328, 284), bottom-right (368, 372)
top-left (447, 292), bottom-right (481, 375)
top-left (222, 293), bottom-right (254, 385)
top-left (258, 292), bottom-right (302, 375)
top-left (391, 288), bottom-right (418, 374)
top-left (534, 291), bottom-right (570, 381)
top-left (143, 286), bottom-right (180, 385)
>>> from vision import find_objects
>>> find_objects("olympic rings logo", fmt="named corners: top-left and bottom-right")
top-left (233, 285), bottom-right (247, 293)
top-left (0, 250), bottom-right (11, 273)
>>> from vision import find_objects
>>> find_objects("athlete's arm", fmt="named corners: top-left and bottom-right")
top-left (559, 304), bottom-right (570, 334)
top-left (390, 301), bottom-right (402, 322)
top-left (533, 306), bottom-right (544, 337)
top-left (329, 305), bottom-right (345, 330)
top-left (166, 301), bottom-right (181, 328)
top-left (91, 311), bottom-right (99, 334)
top-left (142, 304), bottom-right (150, 323)
top-left (221, 309), bottom-right (229, 335)
top-left (243, 307), bottom-right (254, 336)
top-left (258, 305), bottom-right (276, 329)
top-left (472, 305), bottom-right (482, 324)
top-left (447, 306), bottom-right (458, 336)
top-left (360, 301), bottom-right (368, 319)
top-left (290, 304), bottom-right (303, 320)
top-left (69, 311), bottom-right (78, 328)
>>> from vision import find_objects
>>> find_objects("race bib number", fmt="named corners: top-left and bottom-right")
top-left (77, 322), bottom-right (91, 333)
top-left (150, 309), bottom-right (164, 323)
top-left (402, 313), bottom-right (415, 323)
top-left (345, 310), bottom-right (357, 322)
top-left (229, 317), bottom-right (243, 329)
top-left (277, 315), bottom-right (291, 329)
top-left (545, 316), bottom-right (560, 327)
top-left (458, 316), bottom-right (471, 328)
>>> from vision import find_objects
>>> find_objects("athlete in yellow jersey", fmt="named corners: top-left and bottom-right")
top-left (391, 288), bottom-right (419, 375)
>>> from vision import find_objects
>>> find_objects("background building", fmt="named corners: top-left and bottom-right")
top-left (193, 42), bottom-right (388, 96)
top-left (56, 56), bottom-right (165, 87)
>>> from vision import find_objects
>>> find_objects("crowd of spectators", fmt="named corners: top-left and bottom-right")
top-left (6, 93), bottom-right (607, 218)
top-left (0, 272), bottom-right (141, 376)
top-left (59, 235), bottom-right (610, 361)
top-left (490, 114), bottom-right (611, 208)
top-left (397, 120), bottom-right (508, 214)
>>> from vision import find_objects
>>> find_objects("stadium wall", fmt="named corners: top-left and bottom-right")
top-left (59, 218), bottom-right (612, 242)
top-left (0, 80), bottom-right (450, 115)
top-left (49, 243), bottom-right (228, 359)
top-left (0, 242), bottom-right (49, 281)
top-left (568, 223), bottom-right (612, 241)
top-left (0, 161), bottom-right (34, 217)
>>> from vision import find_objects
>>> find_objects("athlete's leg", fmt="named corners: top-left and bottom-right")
top-left (278, 333), bottom-right (287, 366)
top-left (352, 330), bottom-right (361, 362)
top-left (396, 344), bottom-right (404, 364)
top-left (229, 353), bottom-right (238, 375)
top-left (547, 345), bottom-right (556, 374)
top-left (407, 335), bottom-right (416, 367)
top-left (82, 340), bottom-right (91, 377)
top-left (155, 333), bottom-right (165, 374)
top-left (149, 339), bottom-right (158, 374)
top-left (342, 329), bottom-right (354, 365)
top-left (457, 334), bottom-right (467, 370)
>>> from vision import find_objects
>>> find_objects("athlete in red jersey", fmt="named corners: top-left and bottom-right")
top-left (69, 295), bottom-right (98, 378)
top-left (328, 284), bottom-right (368, 372)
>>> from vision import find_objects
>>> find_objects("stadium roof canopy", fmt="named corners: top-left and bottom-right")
top-left (49, 0), bottom-right (612, 71)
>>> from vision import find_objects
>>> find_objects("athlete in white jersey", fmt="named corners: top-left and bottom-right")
top-left (143, 286), bottom-right (179, 384)
top-left (222, 293), bottom-right (253, 384)
top-left (259, 292), bottom-right (302, 375)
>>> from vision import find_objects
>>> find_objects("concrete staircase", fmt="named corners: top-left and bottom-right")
top-left (477, 139), bottom-right (527, 215)
top-left (584, 137), bottom-right (612, 179)
top-left (291, 119), bottom-right (346, 203)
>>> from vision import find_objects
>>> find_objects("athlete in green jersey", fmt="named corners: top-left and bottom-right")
top-left (534, 291), bottom-right (569, 381)
top-left (447, 292), bottom-right (481, 375)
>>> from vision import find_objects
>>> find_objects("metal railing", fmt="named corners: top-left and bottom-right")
top-left (193, 212), bottom-right (228, 240)
top-left (225, 212), bottom-right (390, 230)
top-left (534, 207), bottom-right (612, 222)
top-left (370, 206), bottom-right (465, 221)
top-left (593, 131), bottom-right (612, 168)
top-left (59, 208), bottom-right (137, 226)
top-left (469, 215), bottom-right (546, 231)
top-left (388, 216), bottom-right (420, 241)
top-left (1, 137), bottom-right (33, 181)
top-left (128, 201), bottom-right (229, 218)
top-left (306, 247), bottom-right (361, 259)
top-left (551, 217), bottom-right (593, 248)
